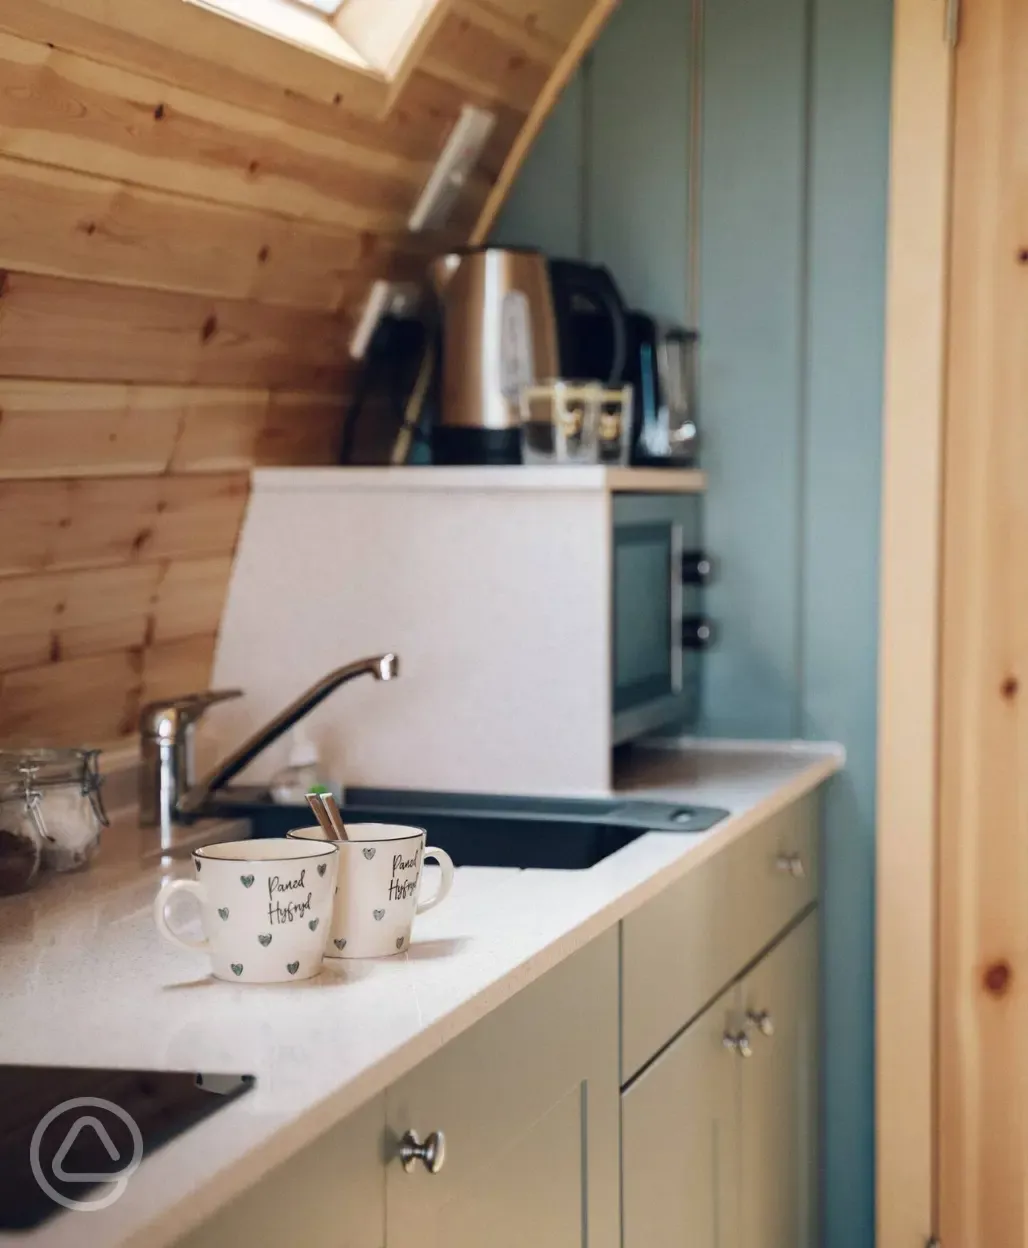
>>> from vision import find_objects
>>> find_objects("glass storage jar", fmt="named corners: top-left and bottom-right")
top-left (0, 779), bottom-right (44, 896)
top-left (0, 749), bottom-right (108, 884)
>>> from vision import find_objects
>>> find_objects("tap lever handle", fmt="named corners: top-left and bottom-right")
top-left (139, 689), bottom-right (243, 737)
top-left (185, 689), bottom-right (244, 716)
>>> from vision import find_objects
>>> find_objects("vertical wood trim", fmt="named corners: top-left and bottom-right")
top-left (875, 0), bottom-right (953, 1243)
top-left (937, 1), bottom-right (1028, 1243)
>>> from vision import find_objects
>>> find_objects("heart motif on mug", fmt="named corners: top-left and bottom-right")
top-left (334, 938), bottom-right (347, 951)
top-left (240, 874), bottom-right (255, 889)
top-left (373, 908), bottom-right (385, 921)
top-left (317, 863), bottom-right (327, 877)
top-left (396, 937), bottom-right (405, 950)
top-left (231, 963), bottom-right (243, 976)
top-left (286, 961), bottom-right (300, 976)
top-left (362, 847), bottom-right (376, 860)
top-left (258, 933), bottom-right (272, 947)
top-left (218, 907), bottom-right (229, 921)
top-left (308, 918), bottom-right (319, 931)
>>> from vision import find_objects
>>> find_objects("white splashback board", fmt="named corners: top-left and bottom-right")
top-left (209, 475), bottom-right (614, 796)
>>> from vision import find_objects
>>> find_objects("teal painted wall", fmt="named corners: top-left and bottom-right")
top-left (493, 0), bottom-right (891, 1242)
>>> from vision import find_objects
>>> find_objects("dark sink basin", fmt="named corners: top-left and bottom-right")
top-left (203, 787), bottom-right (728, 871)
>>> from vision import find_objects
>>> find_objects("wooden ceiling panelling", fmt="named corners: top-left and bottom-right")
top-left (0, 474), bottom-right (250, 577)
top-left (0, 273), bottom-right (355, 387)
top-left (0, 32), bottom-right (429, 228)
top-left (0, 382), bottom-right (345, 478)
top-left (0, 0), bottom-right (617, 747)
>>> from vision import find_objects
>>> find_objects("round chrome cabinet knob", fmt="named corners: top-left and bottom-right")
top-left (747, 1009), bottom-right (775, 1037)
top-left (722, 1030), bottom-right (753, 1058)
top-left (775, 852), bottom-right (806, 879)
top-left (399, 1129), bottom-right (446, 1174)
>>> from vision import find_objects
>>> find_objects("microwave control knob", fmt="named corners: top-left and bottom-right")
top-left (682, 616), bottom-right (716, 649)
top-left (681, 550), bottom-right (714, 585)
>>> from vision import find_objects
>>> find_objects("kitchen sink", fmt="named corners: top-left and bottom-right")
top-left (202, 787), bottom-right (729, 871)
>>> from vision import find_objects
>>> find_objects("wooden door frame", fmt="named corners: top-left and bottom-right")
top-left (876, 0), bottom-right (954, 1244)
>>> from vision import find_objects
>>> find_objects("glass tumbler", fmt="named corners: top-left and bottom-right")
top-left (519, 380), bottom-right (601, 464)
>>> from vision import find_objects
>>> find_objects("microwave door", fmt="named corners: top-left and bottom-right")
top-left (611, 494), bottom-right (703, 746)
top-left (612, 523), bottom-right (684, 743)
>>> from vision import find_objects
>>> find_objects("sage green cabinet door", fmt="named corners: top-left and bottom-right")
top-left (740, 911), bottom-right (818, 1248)
top-left (621, 983), bottom-right (741, 1248)
top-left (384, 930), bottom-right (620, 1248)
top-left (174, 1092), bottom-right (386, 1248)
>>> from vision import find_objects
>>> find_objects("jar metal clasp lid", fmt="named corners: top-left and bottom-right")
top-left (82, 749), bottom-right (110, 829)
top-left (17, 764), bottom-right (54, 845)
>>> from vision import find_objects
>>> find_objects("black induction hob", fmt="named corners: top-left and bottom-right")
top-left (0, 1064), bottom-right (254, 1230)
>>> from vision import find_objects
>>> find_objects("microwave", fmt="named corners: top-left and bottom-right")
top-left (612, 493), bottom-right (712, 744)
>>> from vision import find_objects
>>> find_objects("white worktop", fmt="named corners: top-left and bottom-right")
top-left (252, 465), bottom-right (706, 493)
top-left (0, 741), bottom-right (841, 1248)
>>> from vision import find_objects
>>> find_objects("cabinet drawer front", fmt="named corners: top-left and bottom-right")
top-left (621, 793), bottom-right (818, 1079)
top-left (385, 929), bottom-right (620, 1248)
top-left (733, 793), bottom-right (818, 970)
top-left (173, 1093), bottom-right (385, 1248)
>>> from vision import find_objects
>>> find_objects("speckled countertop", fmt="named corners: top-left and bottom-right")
top-left (0, 740), bottom-right (842, 1248)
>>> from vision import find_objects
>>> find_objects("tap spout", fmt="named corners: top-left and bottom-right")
top-left (177, 652), bottom-right (399, 815)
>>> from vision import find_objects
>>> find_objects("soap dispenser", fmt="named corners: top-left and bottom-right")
top-left (270, 729), bottom-right (322, 805)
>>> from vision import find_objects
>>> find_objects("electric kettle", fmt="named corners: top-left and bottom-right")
top-left (547, 258), bottom-right (628, 387)
top-left (430, 246), bottom-right (560, 465)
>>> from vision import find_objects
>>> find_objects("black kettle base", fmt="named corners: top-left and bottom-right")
top-left (630, 452), bottom-right (699, 469)
top-left (432, 426), bottom-right (523, 466)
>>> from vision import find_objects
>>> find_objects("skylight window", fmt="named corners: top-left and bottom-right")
top-left (289, 0), bottom-right (341, 14)
top-left (194, 0), bottom-right (443, 79)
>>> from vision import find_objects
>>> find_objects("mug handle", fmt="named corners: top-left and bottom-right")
top-left (416, 847), bottom-right (455, 915)
top-left (153, 879), bottom-right (210, 953)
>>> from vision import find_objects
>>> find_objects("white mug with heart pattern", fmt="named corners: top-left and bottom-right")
top-left (153, 838), bottom-right (338, 983)
top-left (288, 823), bottom-right (454, 958)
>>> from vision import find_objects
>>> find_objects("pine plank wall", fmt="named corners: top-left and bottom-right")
top-left (0, 0), bottom-right (610, 748)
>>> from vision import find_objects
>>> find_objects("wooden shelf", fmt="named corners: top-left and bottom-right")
top-left (251, 465), bottom-right (707, 495)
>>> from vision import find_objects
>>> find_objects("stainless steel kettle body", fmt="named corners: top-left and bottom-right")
top-left (431, 247), bottom-right (559, 464)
